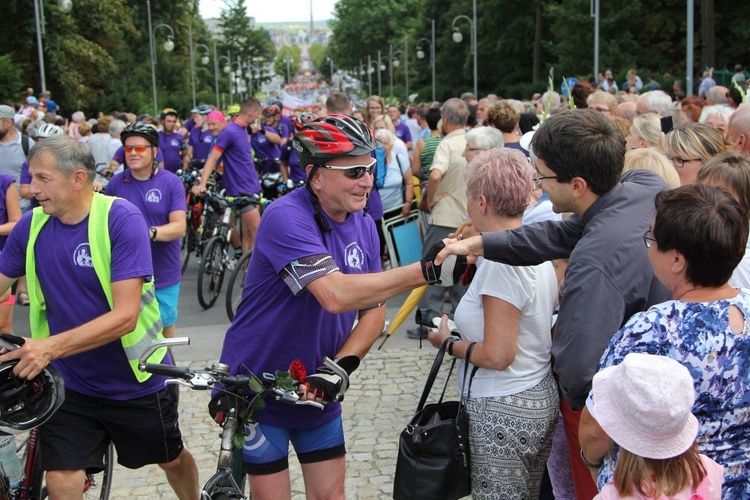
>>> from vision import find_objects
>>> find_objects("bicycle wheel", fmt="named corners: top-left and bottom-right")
top-left (39, 442), bottom-right (114, 499)
top-left (198, 236), bottom-right (227, 309)
top-left (225, 250), bottom-right (252, 321)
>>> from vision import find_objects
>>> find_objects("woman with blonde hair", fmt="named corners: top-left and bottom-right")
top-left (625, 114), bottom-right (664, 150)
top-left (661, 123), bottom-right (729, 185)
top-left (372, 114), bottom-right (409, 164)
top-left (363, 95), bottom-right (385, 129)
top-left (623, 148), bottom-right (680, 189)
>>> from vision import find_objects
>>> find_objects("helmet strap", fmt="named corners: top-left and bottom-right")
top-left (306, 165), bottom-right (332, 232)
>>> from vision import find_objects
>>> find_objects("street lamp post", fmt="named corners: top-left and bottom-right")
top-left (377, 49), bottom-right (384, 97)
top-left (232, 58), bottom-right (244, 101)
top-left (367, 54), bottom-right (373, 96)
top-left (591, 0), bottom-right (599, 82)
top-left (216, 51), bottom-right (231, 105)
top-left (392, 48), bottom-right (404, 101)
top-left (416, 20), bottom-right (436, 102)
top-left (326, 57), bottom-right (335, 90)
top-left (284, 55), bottom-right (292, 84)
top-left (147, 0), bottom-right (175, 116)
top-left (452, 0), bottom-right (478, 97)
top-left (189, 25), bottom-right (210, 108)
top-left (33, 0), bottom-right (74, 94)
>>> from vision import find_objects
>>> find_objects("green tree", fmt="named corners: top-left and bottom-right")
top-left (0, 55), bottom-right (26, 103)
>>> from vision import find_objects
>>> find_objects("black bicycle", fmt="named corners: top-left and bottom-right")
top-left (197, 192), bottom-right (262, 309)
top-left (137, 337), bottom-right (350, 500)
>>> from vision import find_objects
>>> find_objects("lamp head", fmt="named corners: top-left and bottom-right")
top-left (201, 55), bottom-right (210, 65)
top-left (392, 59), bottom-right (400, 67)
top-left (57, 0), bottom-right (73, 13)
top-left (417, 49), bottom-right (425, 59)
top-left (164, 36), bottom-right (175, 52)
top-left (452, 29), bottom-right (463, 43)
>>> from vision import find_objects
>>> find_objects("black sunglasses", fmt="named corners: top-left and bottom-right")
top-left (322, 159), bottom-right (377, 179)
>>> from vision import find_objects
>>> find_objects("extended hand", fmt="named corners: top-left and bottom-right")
top-left (420, 241), bottom-right (468, 286)
top-left (434, 235), bottom-right (483, 266)
top-left (0, 337), bottom-right (52, 379)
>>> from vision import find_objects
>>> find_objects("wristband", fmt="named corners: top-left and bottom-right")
top-left (446, 337), bottom-right (457, 357)
top-left (149, 226), bottom-right (157, 241)
top-left (580, 449), bottom-right (603, 469)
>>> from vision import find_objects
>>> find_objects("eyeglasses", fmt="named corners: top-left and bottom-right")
top-left (532, 164), bottom-right (557, 184)
top-left (642, 230), bottom-right (657, 248)
top-left (123, 145), bottom-right (153, 154)
top-left (322, 158), bottom-right (377, 179)
top-left (665, 155), bottom-right (702, 168)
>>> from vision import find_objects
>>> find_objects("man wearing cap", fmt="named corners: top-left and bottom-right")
top-left (251, 106), bottom-right (284, 175)
top-left (105, 122), bottom-right (186, 339)
top-left (183, 105), bottom-right (214, 170)
top-left (0, 135), bottom-right (199, 499)
top-left (0, 105), bottom-right (34, 214)
top-left (216, 114), bottom-right (464, 499)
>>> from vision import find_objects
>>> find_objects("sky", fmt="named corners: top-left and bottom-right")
top-left (199, 0), bottom-right (339, 24)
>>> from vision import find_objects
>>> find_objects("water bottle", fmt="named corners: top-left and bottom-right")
top-left (0, 435), bottom-right (22, 488)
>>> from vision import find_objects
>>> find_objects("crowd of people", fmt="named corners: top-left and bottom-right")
top-left (0, 65), bottom-right (749, 499)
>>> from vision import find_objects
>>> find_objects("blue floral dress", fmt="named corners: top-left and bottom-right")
top-left (588, 290), bottom-right (750, 499)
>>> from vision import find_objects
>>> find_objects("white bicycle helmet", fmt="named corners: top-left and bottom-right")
top-left (36, 123), bottom-right (64, 139)
top-left (0, 361), bottom-right (65, 434)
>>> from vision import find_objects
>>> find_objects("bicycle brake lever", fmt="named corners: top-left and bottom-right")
top-left (295, 400), bottom-right (325, 410)
top-left (165, 379), bottom-right (192, 388)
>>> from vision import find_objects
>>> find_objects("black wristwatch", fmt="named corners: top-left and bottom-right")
top-left (149, 226), bottom-right (157, 241)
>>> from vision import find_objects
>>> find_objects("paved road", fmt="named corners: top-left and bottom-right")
top-left (14, 254), bottom-right (453, 499)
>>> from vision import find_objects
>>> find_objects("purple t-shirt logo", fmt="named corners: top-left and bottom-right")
top-left (345, 242), bottom-right (365, 270)
top-left (146, 189), bottom-right (162, 203)
top-left (74, 243), bottom-right (93, 267)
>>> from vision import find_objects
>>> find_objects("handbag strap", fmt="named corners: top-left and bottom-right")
top-left (460, 342), bottom-right (479, 402)
top-left (414, 337), bottom-right (452, 413)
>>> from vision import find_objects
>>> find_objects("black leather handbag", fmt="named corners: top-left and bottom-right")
top-left (393, 339), bottom-right (476, 500)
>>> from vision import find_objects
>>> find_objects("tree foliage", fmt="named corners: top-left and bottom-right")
top-left (274, 46), bottom-right (302, 83)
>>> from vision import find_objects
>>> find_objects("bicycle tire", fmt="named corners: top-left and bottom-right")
top-left (198, 236), bottom-right (227, 309)
top-left (225, 250), bottom-right (252, 321)
top-left (39, 442), bottom-right (114, 500)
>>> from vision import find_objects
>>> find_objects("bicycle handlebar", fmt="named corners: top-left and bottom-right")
top-left (138, 337), bottom-right (324, 409)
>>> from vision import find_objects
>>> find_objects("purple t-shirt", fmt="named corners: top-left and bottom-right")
top-left (105, 169), bottom-right (186, 289)
top-left (280, 145), bottom-right (306, 183)
top-left (188, 126), bottom-right (214, 162)
top-left (158, 131), bottom-right (184, 173)
top-left (0, 199), bottom-right (169, 399)
top-left (213, 121), bottom-right (260, 196)
top-left (0, 175), bottom-right (15, 251)
top-left (279, 116), bottom-right (294, 138)
top-left (219, 188), bottom-right (380, 429)
top-left (112, 145), bottom-right (165, 165)
top-left (251, 127), bottom-right (281, 173)
top-left (395, 123), bottom-right (412, 144)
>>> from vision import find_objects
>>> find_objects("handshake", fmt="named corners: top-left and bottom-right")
top-left (420, 241), bottom-right (468, 287)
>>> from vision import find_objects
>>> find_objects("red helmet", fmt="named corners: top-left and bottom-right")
top-left (262, 105), bottom-right (280, 117)
top-left (292, 114), bottom-right (381, 167)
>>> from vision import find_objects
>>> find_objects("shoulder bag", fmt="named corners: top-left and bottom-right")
top-left (393, 339), bottom-right (477, 500)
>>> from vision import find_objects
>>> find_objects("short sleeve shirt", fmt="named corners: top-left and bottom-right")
top-left (589, 292), bottom-right (750, 498)
top-left (213, 121), bottom-right (260, 196)
top-left (219, 188), bottom-right (380, 429)
top-left (0, 199), bottom-right (167, 399)
top-left (105, 169), bottom-right (186, 288)
top-left (188, 126), bottom-right (214, 162)
top-left (157, 131), bottom-right (184, 173)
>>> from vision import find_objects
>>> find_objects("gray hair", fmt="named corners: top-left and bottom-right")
top-left (374, 128), bottom-right (395, 145)
top-left (28, 135), bottom-right (96, 183)
top-left (706, 86), bottom-right (729, 105)
top-left (637, 90), bottom-right (674, 115)
top-left (466, 126), bottom-right (504, 150)
top-left (108, 119), bottom-right (127, 138)
top-left (71, 111), bottom-right (85, 123)
top-left (441, 98), bottom-right (470, 126)
top-left (699, 105), bottom-right (734, 125)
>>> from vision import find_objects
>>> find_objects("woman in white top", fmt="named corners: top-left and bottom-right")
top-left (427, 147), bottom-right (560, 499)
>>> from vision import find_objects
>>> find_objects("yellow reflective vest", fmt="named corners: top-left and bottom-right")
top-left (26, 192), bottom-right (166, 382)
